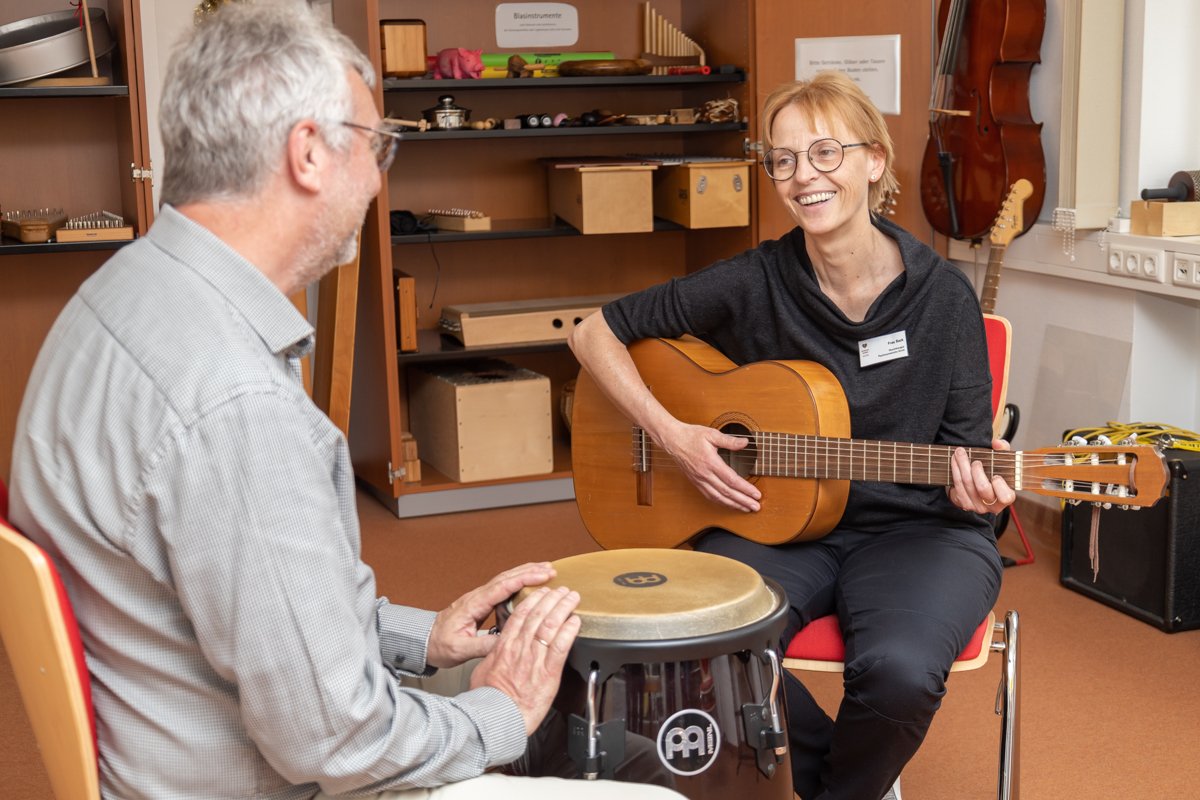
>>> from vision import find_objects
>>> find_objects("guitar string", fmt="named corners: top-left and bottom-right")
top-left (626, 434), bottom-right (1135, 467)
top-left (624, 452), bottom-right (1138, 496)
top-left (625, 433), bottom-right (1141, 489)
top-left (625, 450), bottom-right (1135, 471)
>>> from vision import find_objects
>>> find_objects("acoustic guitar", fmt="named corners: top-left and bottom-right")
top-left (571, 337), bottom-right (1168, 550)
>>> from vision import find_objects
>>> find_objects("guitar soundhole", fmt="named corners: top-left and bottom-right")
top-left (718, 422), bottom-right (757, 479)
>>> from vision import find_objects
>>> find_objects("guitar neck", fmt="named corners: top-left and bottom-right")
top-left (749, 434), bottom-right (1009, 487)
top-left (980, 243), bottom-right (1005, 315)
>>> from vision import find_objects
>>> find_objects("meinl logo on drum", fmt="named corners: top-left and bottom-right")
top-left (657, 708), bottom-right (721, 776)
top-left (613, 571), bottom-right (668, 588)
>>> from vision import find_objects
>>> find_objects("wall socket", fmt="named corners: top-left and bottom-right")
top-left (1170, 252), bottom-right (1200, 287)
top-left (1106, 243), bottom-right (1167, 283)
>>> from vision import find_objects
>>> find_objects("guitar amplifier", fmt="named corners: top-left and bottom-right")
top-left (1060, 449), bottom-right (1200, 632)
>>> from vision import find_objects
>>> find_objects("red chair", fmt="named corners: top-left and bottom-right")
top-left (982, 314), bottom-right (1034, 567)
top-left (0, 480), bottom-right (100, 799)
top-left (782, 315), bottom-right (1022, 800)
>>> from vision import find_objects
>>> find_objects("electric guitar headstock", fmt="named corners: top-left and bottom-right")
top-left (989, 179), bottom-right (1033, 247)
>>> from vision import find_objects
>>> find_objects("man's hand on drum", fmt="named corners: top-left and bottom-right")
top-left (948, 438), bottom-right (1017, 514)
top-left (426, 562), bottom-right (558, 669)
top-left (469, 585), bottom-right (582, 736)
top-left (660, 420), bottom-right (761, 513)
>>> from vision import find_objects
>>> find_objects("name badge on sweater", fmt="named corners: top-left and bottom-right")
top-left (858, 330), bottom-right (908, 367)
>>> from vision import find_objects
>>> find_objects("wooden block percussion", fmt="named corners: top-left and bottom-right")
top-left (380, 19), bottom-right (427, 78)
top-left (438, 293), bottom-right (620, 347)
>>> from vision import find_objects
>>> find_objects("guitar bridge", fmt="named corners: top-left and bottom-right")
top-left (633, 426), bottom-right (652, 506)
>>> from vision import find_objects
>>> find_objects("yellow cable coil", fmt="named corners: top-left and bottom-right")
top-left (1061, 421), bottom-right (1200, 452)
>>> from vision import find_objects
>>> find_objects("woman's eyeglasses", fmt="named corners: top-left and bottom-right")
top-left (762, 138), bottom-right (868, 181)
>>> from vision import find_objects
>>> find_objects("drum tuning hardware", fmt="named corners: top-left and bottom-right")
top-left (567, 668), bottom-right (625, 780)
top-left (742, 648), bottom-right (788, 779)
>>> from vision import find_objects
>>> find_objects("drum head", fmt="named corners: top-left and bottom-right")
top-left (516, 549), bottom-right (777, 640)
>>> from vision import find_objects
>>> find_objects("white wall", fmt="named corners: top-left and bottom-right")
top-left (1124, 0), bottom-right (1200, 204)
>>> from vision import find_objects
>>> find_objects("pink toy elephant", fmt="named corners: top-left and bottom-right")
top-left (432, 48), bottom-right (483, 79)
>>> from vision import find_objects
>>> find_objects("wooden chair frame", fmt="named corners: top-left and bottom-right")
top-left (0, 493), bottom-right (100, 800)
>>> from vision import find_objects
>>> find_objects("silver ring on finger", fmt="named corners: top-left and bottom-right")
top-left (534, 637), bottom-right (550, 648)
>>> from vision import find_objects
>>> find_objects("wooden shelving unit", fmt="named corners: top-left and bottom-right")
top-left (0, 0), bottom-right (154, 480)
top-left (333, 0), bottom-right (933, 519)
top-left (331, 0), bottom-right (758, 517)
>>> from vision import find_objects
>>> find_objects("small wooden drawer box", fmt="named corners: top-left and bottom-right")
top-left (546, 160), bottom-right (657, 234)
top-left (1129, 200), bottom-right (1200, 237)
top-left (407, 359), bottom-right (553, 483)
top-left (380, 19), bottom-right (427, 78)
top-left (653, 159), bottom-right (753, 229)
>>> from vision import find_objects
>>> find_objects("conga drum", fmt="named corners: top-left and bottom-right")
top-left (503, 548), bottom-right (791, 799)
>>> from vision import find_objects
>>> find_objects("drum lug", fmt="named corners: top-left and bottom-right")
top-left (567, 714), bottom-right (626, 780)
top-left (742, 648), bottom-right (788, 779)
top-left (568, 667), bottom-right (625, 780)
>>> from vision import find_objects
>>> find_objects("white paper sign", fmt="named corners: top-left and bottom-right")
top-left (794, 35), bottom-right (901, 115)
top-left (495, 3), bottom-right (579, 48)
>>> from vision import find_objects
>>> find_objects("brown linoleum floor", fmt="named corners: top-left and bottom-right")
top-left (3, 493), bottom-right (1198, 799)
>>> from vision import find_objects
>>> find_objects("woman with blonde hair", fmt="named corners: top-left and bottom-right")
top-left (570, 71), bottom-right (1013, 800)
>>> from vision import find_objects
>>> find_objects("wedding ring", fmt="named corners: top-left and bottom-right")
top-left (534, 637), bottom-right (551, 647)
top-left (983, 497), bottom-right (998, 506)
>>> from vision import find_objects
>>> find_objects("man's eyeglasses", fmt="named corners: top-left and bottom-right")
top-left (341, 120), bottom-right (402, 172)
top-left (762, 138), bottom-right (868, 181)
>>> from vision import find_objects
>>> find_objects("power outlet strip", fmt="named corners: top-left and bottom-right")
top-left (1106, 243), bottom-right (1167, 283)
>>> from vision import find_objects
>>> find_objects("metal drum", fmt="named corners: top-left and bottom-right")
top-left (503, 548), bottom-right (792, 799)
top-left (0, 9), bottom-right (115, 86)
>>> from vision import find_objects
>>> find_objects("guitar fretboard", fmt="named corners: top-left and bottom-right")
top-left (630, 428), bottom-right (1149, 496)
top-left (980, 243), bottom-right (1005, 315)
top-left (743, 434), bottom-right (1014, 487)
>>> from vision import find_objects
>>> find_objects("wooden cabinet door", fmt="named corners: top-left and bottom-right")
top-left (750, 0), bottom-right (934, 242)
top-left (109, 0), bottom-right (155, 234)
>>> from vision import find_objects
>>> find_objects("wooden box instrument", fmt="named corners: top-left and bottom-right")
top-left (651, 158), bottom-right (753, 229)
top-left (1129, 200), bottom-right (1200, 237)
top-left (545, 159), bottom-right (657, 234)
top-left (379, 19), bottom-right (426, 78)
top-left (407, 359), bottom-right (552, 483)
top-left (438, 294), bottom-right (620, 347)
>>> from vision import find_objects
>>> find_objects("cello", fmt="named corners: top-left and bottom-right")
top-left (919, 0), bottom-right (1047, 242)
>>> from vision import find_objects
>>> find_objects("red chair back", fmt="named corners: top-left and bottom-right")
top-left (982, 314), bottom-right (1012, 432)
top-left (0, 479), bottom-right (100, 799)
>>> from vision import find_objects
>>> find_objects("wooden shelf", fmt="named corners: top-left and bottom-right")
top-left (398, 329), bottom-right (570, 364)
top-left (400, 436), bottom-right (574, 492)
top-left (340, 0), bottom-right (757, 516)
top-left (390, 122), bottom-right (745, 141)
top-left (383, 72), bottom-right (745, 92)
top-left (378, 437), bottom-right (576, 518)
top-left (391, 216), bottom-right (687, 244)
top-left (0, 84), bottom-right (131, 98)
top-left (1, 236), bottom-right (135, 255)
